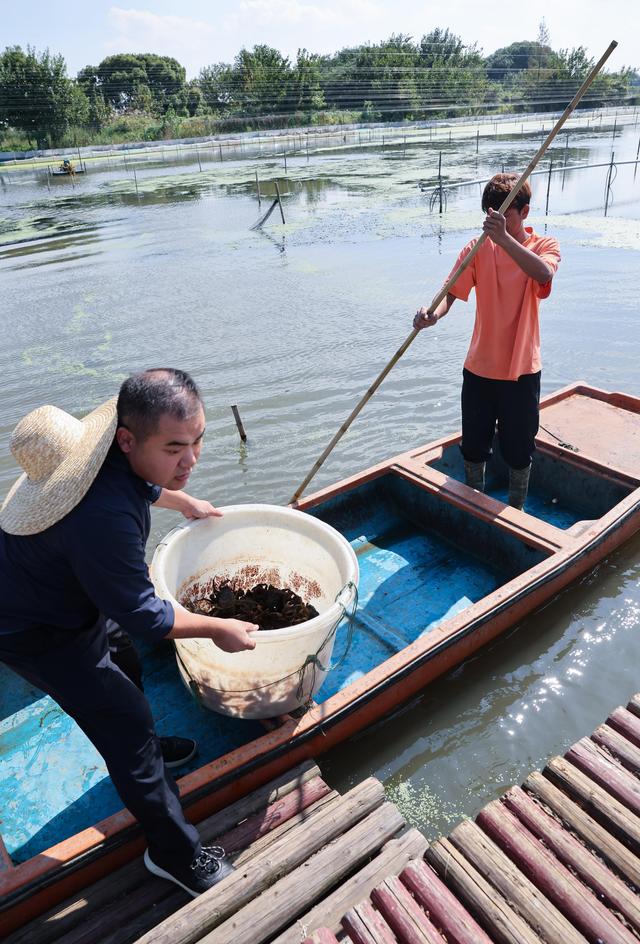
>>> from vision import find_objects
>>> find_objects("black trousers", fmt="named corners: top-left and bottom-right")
top-left (0, 618), bottom-right (200, 868)
top-left (460, 368), bottom-right (541, 471)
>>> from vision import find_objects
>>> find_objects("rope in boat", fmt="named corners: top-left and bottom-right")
top-left (539, 423), bottom-right (579, 452)
top-left (174, 581), bottom-right (359, 709)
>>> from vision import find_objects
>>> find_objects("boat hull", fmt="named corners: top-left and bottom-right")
top-left (2, 381), bottom-right (639, 933)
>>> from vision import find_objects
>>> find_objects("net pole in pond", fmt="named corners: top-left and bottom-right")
top-left (288, 39), bottom-right (619, 506)
top-left (231, 405), bottom-right (247, 442)
top-left (545, 159), bottom-right (553, 215)
top-left (604, 151), bottom-right (615, 216)
top-left (255, 170), bottom-right (262, 207)
top-left (275, 181), bottom-right (286, 224)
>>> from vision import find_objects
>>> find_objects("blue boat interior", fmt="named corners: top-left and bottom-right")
top-left (0, 443), bottom-right (631, 865)
top-left (310, 471), bottom-right (546, 703)
top-left (428, 439), bottom-right (632, 530)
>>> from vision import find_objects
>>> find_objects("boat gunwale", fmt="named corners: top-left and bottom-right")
top-left (2, 381), bottom-right (639, 924)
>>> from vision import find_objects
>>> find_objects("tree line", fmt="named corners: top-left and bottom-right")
top-left (1, 25), bottom-right (638, 150)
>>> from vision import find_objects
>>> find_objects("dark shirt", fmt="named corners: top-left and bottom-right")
top-left (0, 446), bottom-right (174, 641)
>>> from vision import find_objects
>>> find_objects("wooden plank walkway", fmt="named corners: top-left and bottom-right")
top-left (7, 694), bottom-right (640, 944)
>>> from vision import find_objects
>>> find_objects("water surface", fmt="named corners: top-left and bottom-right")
top-left (2, 113), bottom-right (639, 840)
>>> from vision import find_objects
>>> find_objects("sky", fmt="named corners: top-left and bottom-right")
top-left (2, 1), bottom-right (638, 78)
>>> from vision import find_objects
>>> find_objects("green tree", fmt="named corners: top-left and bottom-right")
top-left (319, 35), bottom-right (420, 118)
top-left (0, 45), bottom-right (82, 146)
top-left (485, 41), bottom-right (553, 83)
top-left (197, 63), bottom-right (236, 114)
top-left (367, 35), bottom-right (419, 120)
top-left (291, 49), bottom-right (325, 113)
top-left (416, 29), bottom-right (487, 117)
top-left (78, 54), bottom-right (187, 115)
top-left (232, 45), bottom-right (291, 116)
top-left (185, 82), bottom-right (205, 117)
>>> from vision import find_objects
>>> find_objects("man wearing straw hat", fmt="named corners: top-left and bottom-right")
top-left (0, 368), bottom-right (258, 897)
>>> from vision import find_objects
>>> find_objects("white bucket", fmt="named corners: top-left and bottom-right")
top-left (151, 504), bottom-right (358, 719)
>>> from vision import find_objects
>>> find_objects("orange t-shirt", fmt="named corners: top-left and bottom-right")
top-left (447, 227), bottom-right (561, 381)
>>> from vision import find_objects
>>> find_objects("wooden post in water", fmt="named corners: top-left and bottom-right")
top-left (545, 159), bottom-right (553, 215)
top-left (231, 406), bottom-right (247, 442)
top-left (196, 146), bottom-right (202, 171)
top-left (255, 170), bottom-right (262, 207)
top-left (562, 133), bottom-right (569, 190)
top-left (275, 181), bottom-right (286, 223)
top-left (438, 152), bottom-right (443, 214)
top-left (634, 136), bottom-right (640, 182)
top-left (219, 143), bottom-right (223, 161)
top-left (132, 163), bottom-right (139, 198)
top-left (476, 129), bottom-right (479, 153)
top-left (604, 151), bottom-right (615, 216)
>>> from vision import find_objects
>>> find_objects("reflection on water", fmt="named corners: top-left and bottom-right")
top-left (2, 117), bottom-right (640, 835)
top-left (323, 533), bottom-right (640, 838)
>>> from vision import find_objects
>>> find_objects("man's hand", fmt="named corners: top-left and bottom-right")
top-left (212, 619), bottom-right (258, 652)
top-left (413, 307), bottom-right (438, 330)
top-left (482, 207), bottom-right (508, 246)
top-left (181, 497), bottom-right (224, 520)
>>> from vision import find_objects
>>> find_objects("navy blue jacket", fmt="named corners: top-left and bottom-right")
top-left (0, 446), bottom-right (174, 641)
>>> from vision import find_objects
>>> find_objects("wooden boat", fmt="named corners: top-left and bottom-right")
top-left (1, 380), bottom-right (639, 933)
top-left (49, 164), bottom-right (86, 176)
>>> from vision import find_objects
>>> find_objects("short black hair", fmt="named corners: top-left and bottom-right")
top-left (117, 368), bottom-right (204, 440)
top-left (481, 172), bottom-right (531, 213)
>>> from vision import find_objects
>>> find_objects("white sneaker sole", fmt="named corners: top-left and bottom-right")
top-left (162, 741), bottom-right (197, 769)
top-left (143, 849), bottom-right (233, 898)
top-left (144, 849), bottom-right (200, 897)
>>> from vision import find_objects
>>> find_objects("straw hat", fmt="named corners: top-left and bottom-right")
top-left (0, 397), bottom-right (118, 536)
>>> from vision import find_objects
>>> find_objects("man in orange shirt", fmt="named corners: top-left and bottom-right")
top-left (414, 173), bottom-right (561, 509)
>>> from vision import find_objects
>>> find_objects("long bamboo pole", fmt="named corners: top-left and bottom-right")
top-left (289, 40), bottom-right (618, 506)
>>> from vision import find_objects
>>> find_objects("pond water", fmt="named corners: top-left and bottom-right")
top-left (2, 112), bottom-right (639, 840)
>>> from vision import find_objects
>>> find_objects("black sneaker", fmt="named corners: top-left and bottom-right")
top-left (144, 846), bottom-right (234, 897)
top-left (159, 736), bottom-right (197, 769)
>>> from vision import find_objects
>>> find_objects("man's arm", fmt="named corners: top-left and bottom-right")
top-left (167, 604), bottom-right (257, 651)
top-left (66, 512), bottom-right (255, 651)
top-left (414, 293), bottom-right (457, 330)
top-left (155, 488), bottom-right (223, 519)
top-left (483, 209), bottom-right (553, 284)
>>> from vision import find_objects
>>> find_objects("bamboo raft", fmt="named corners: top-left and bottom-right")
top-left (6, 692), bottom-right (640, 943)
